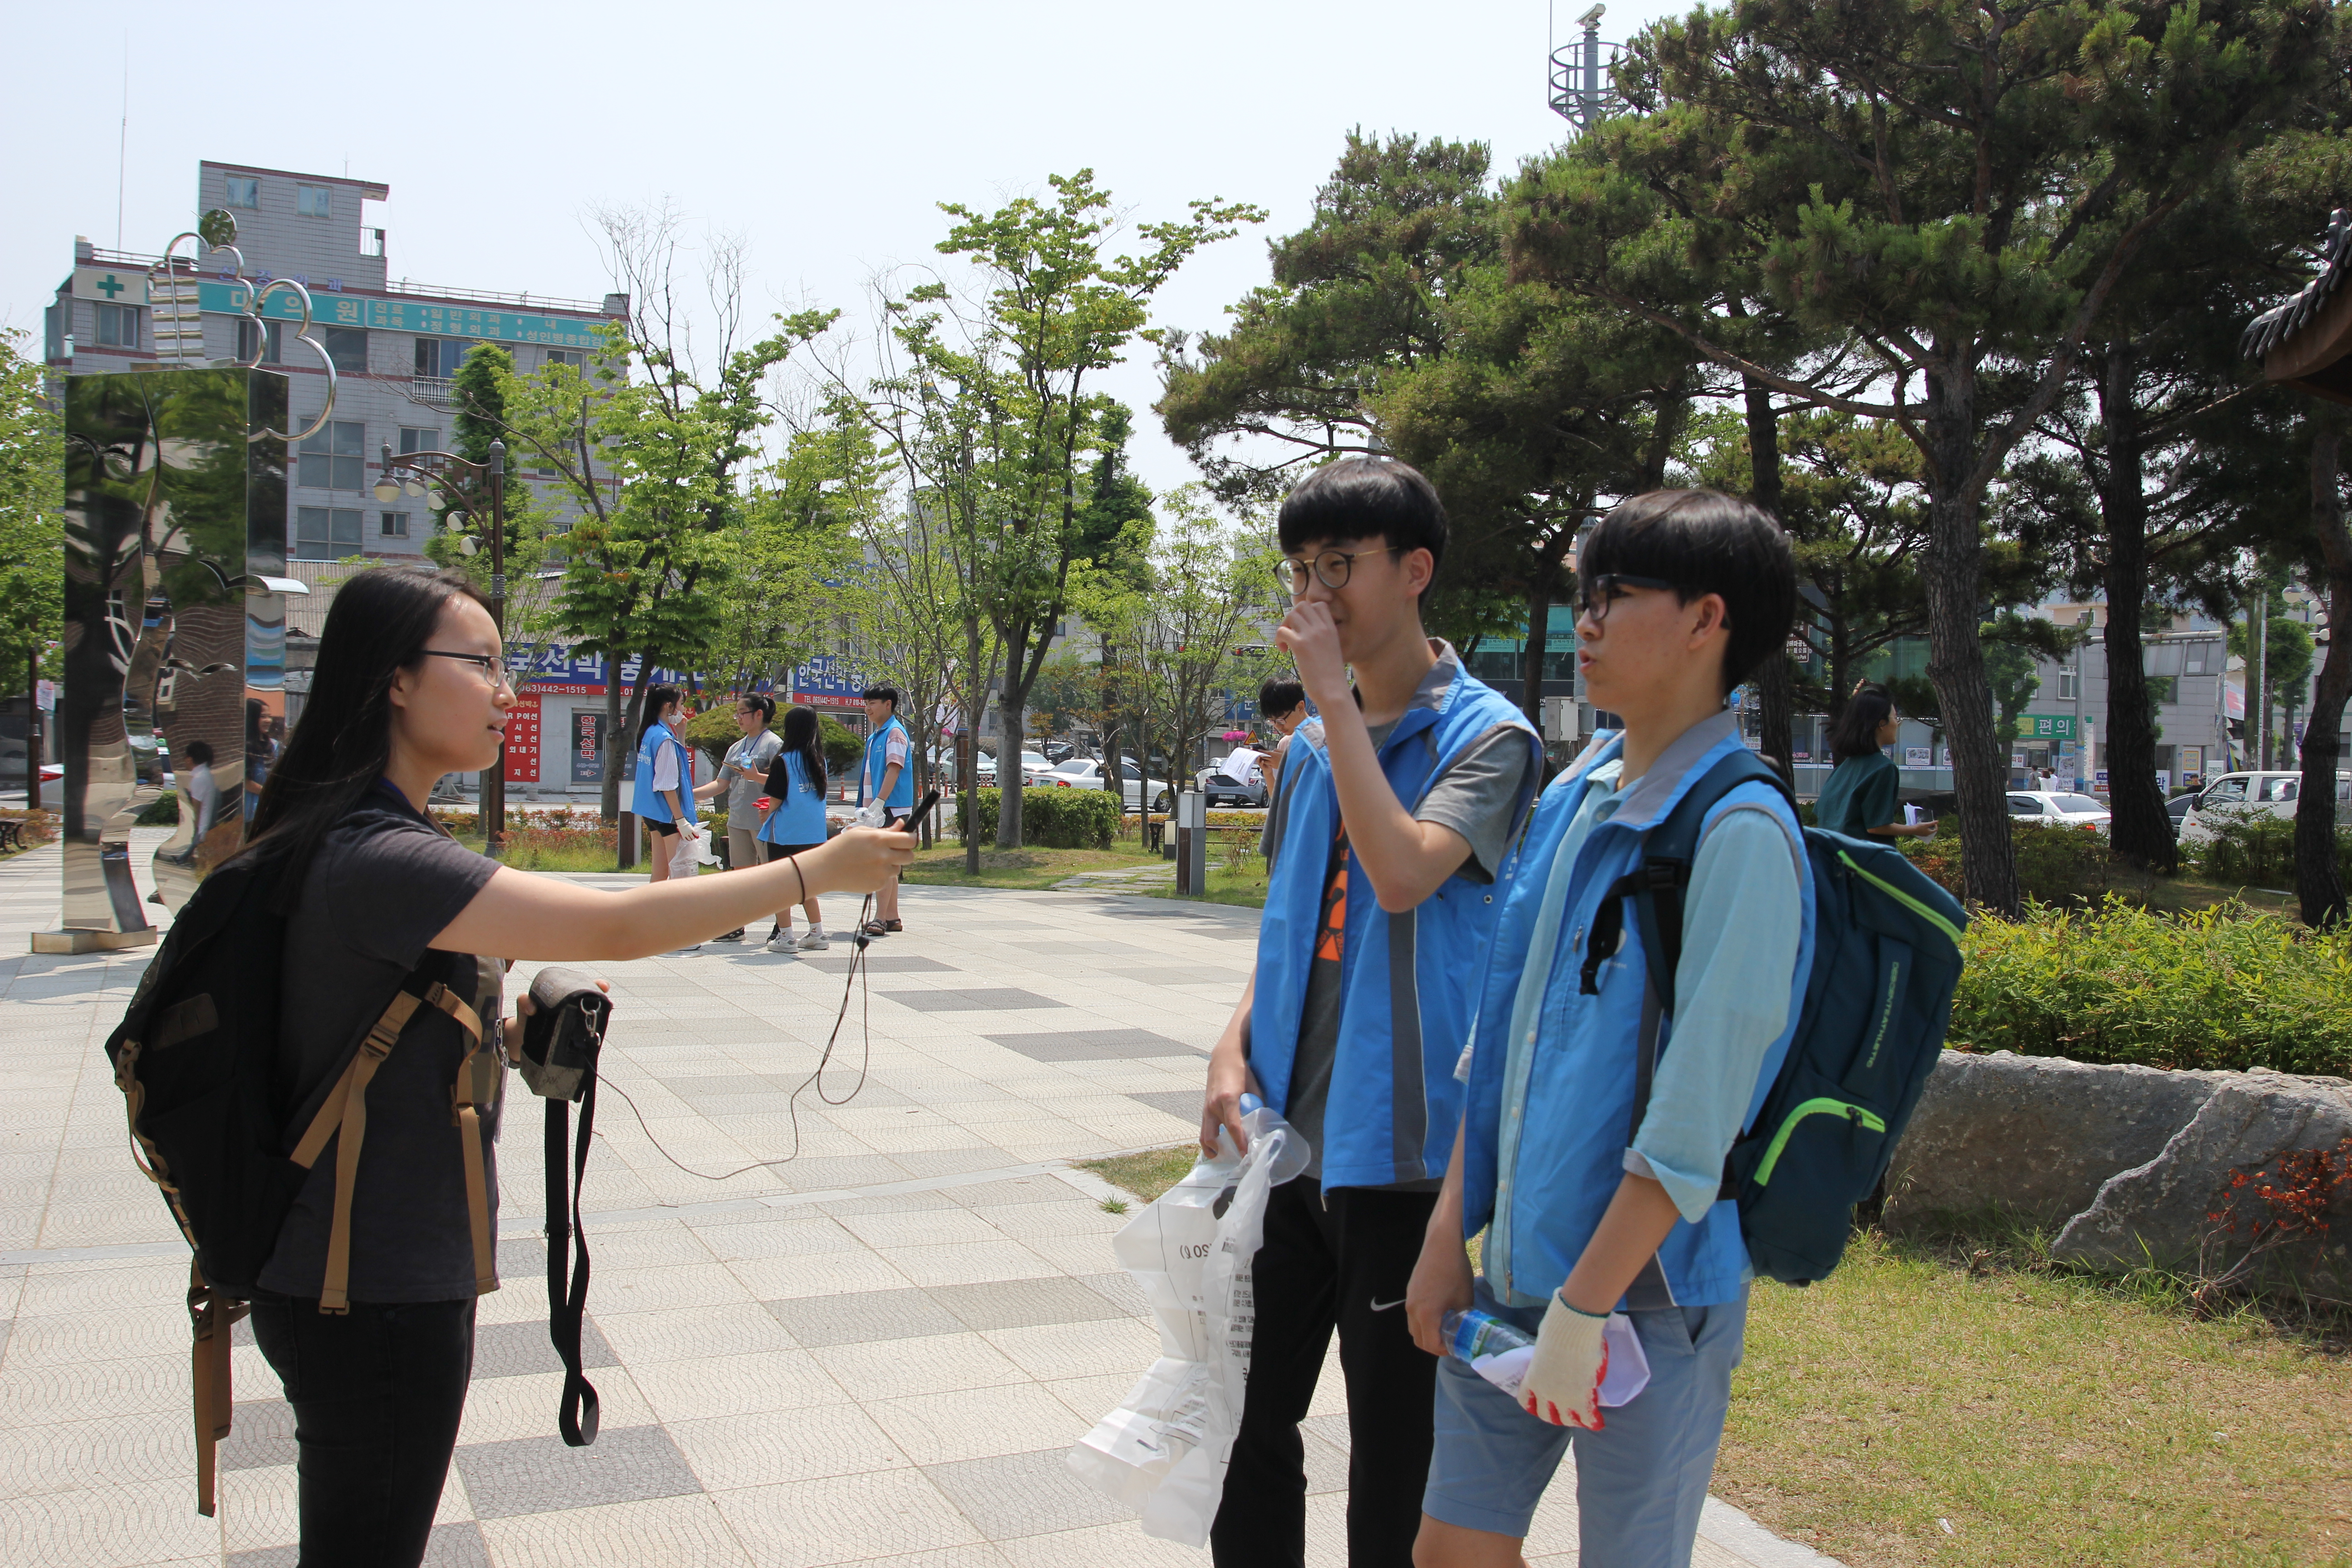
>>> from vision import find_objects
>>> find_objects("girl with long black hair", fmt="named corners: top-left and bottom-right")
top-left (1812, 686), bottom-right (1936, 841)
top-left (755, 704), bottom-right (832, 952)
top-left (232, 567), bottom-right (910, 1566)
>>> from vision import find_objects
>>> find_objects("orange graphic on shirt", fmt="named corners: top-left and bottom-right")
top-left (1314, 821), bottom-right (1349, 963)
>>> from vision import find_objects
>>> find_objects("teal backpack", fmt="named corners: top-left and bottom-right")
top-left (1581, 747), bottom-right (1968, 1285)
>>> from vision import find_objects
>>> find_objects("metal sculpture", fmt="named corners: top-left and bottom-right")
top-left (35, 211), bottom-right (326, 951)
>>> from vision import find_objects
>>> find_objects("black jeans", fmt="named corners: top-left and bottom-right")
top-left (248, 1293), bottom-right (476, 1568)
top-left (1211, 1178), bottom-right (1440, 1568)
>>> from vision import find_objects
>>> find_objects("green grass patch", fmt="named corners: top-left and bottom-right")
top-left (1080, 1144), bottom-right (1198, 1204)
top-left (902, 838), bottom-right (1165, 891)
top-left (1717, 1225), bottom-right (2351, 1567)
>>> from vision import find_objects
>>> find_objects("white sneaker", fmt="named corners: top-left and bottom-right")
top-left (764, 931), bottom-right (797, 955)
top-left (796, 926), bottom-right (831, 952)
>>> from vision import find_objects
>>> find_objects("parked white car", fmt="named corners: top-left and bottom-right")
top-left (2180, 770), bottom-right (2352, 841)
top-left (1041, 756), bottom-right (1170, 811)
top-left (2005, 790), bottom-right (2113, 832)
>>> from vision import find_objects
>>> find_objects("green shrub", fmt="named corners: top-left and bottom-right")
top-left (2181, 806), bottom-right (2352, 888)
top-left (815, 714), bottom-right (863, 775)
top-left (1903, 818), bottom-right (2116, 907)
top-left (136, 790), bottom-right (180, 825)
top-left (955, 785), bottom-right (1118, 848)
top-left (681, 702), bottom-right (742, 757)
top-left (1951, 897), bottom-right (2352, 1075)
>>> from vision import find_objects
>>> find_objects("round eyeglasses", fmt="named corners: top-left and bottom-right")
top-left (1576, 573), bottom-right (1680, 626)
top-left (421, 649), bottom-right (515, 691)
top-left (1279, 544), bottom-right (1407, 595)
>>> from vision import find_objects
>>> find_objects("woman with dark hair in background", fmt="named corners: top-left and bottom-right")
top-left (693, 692), bottom-right (785, 942)
top-left (756, 704), bottom-right (833, 953)
top-left (1811, 686), bottom-right (1936, 840)
top-left (228, 567), bottom-right (912, 1567)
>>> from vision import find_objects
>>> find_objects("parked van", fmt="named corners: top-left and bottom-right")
top-left (2179, 770), bottom-right (2352, 842)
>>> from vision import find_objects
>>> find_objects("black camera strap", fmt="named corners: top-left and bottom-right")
top-left (544, 1078), bottom-right (600, 1446)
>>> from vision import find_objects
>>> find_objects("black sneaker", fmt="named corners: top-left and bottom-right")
top-left (713, 928), bottom-right (745, 943)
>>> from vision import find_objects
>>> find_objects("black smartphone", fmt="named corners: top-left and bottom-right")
top-left (901, 787), bottom-right (943, 834)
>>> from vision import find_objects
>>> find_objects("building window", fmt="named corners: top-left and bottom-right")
top-left (380, 511), bottom-right (410, 539)
top-left (94, 302), bottom-right (140, 349)
top-left (2185, 641), bottom-right (2215, 675)
top-left (224, 176), bottom-right (260, 209)
top-left (2057, 667), bottom-right (2079, 701)
top-left (297, 184), bottom-right (332, 219)
top-left (236, 318), bottom-right (282, 364)
top-left (294, 507), bottom-right (363, 561)
top-left (398, 426), bottom-right (440, 455)
top-left (320, 327), bottom-right (367, 374)
top-left (297, 420), bottom-right (365, 490)
top-left (545, 348), bottom-right (584, 368)
top-left (414, 337), bottom-right (454, 378)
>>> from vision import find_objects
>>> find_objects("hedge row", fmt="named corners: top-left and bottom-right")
top-left (955, 785), bottom-right (1119, 849)
top-left (1951, 898), bottom-right (2352, 1076)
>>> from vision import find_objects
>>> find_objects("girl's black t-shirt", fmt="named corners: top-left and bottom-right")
top-left (258, 793), bottom-right (504, 1303)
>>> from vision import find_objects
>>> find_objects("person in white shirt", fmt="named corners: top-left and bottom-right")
top-left (172, 740), bottom-right (221, 865)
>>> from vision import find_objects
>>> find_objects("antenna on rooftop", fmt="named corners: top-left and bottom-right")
top-left (1548, 3), bottom-right (1626, 133)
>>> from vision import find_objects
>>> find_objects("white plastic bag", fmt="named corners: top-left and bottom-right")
top-left (1067, 1105), bottom-right (1308, 1546)
top-left (667, 826), bottom-right (705, 878)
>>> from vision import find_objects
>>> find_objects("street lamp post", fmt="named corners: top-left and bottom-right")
top-left (378, 439), bottom-right (509, 842)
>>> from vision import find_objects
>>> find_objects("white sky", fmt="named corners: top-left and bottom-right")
top-left (9, 0), bottom-right (1686, 500)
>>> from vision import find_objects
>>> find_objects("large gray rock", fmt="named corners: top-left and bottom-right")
top-left (2053, 1071), bottom-right (2352, 1296)
top-left (1884, 1051), bottom-right (2228, 1226)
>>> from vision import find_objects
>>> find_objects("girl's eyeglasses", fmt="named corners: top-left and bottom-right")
top-left (1577, 573), bottom-right (1680, 626)
top-left (421, 650), bottom-right (515, 691)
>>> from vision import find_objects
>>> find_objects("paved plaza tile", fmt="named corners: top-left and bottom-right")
top-left (0, 832), bottom-right (1836, 1566)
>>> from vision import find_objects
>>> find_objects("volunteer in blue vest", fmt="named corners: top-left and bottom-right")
top-left (1403, 490), bottom-right (1814, 1568)
top-left (858, 684), bottom-right (915, 937)
top-left (755, 704), bottom-right (834, 953)
top-left (631, 686), bottom-right (699, 888)
top-left (1200, 457), bottom-right (1540, 1568)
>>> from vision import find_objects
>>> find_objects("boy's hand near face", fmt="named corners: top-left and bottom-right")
top-left (1276, 601), bottom-right (1349, 710)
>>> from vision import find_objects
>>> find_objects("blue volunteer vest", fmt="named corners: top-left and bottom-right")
top-left (759, 752), bottom-right (829, 846)
top-left (860, 715), bottom-right (914, 810)
top-left (1249, 667), bottom-right (1538, 1193)
top-left (1461, 719), bottom-right (1817, 1309)
top-left (629, 719), bottom-right (692, 825)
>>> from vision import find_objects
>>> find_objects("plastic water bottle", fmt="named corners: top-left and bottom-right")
top-left (1441, 1306), bottom-right (1654, 1408)
top-left (1440, 1308), bottom-right (1533, 1364)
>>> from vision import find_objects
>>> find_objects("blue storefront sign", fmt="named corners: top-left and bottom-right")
top-left (191, 279), bottom-right (609, 350)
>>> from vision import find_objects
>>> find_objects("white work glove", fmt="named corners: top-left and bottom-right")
top-left (1520, 1292), bottom-right (1610, 1429)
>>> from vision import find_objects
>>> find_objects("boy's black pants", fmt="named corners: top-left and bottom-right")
top-left (248, 1293), bottom-right (475, 1568)
top-left (1211, 1176), bottom-right (1439, 1568)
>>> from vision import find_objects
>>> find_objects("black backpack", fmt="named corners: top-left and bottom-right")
top-left (105, 849), bottom-right (493, 1515)
top-left (1581, 748), bottom-right (1969, 1289)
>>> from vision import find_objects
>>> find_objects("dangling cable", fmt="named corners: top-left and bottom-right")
top-left (597, 892), bottom-right (879, 1181)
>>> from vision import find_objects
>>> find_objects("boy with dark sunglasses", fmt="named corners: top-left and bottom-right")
top-left (1201, 457), bottom-right (1540, 1568)
top-left (1405, 490), bottom-right (1810, 1568)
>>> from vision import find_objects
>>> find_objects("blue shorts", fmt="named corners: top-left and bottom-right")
top-left (1423, 1279), bottom-right (1748, 1566)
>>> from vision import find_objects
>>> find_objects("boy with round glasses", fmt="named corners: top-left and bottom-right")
top-left (1202, 457), bottom-right (1540, 1568)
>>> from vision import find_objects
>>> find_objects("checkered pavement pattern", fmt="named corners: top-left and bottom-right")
top-left (0, 830), bottom-right (1831, 1567)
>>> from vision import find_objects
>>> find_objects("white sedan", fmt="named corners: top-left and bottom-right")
top-left (1041, 756), bottom-right (1169, 811)
top-left (2006, 790), bottom-right (2112, 831)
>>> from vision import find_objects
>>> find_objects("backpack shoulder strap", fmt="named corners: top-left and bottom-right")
top-left (288, 979), bottom-right (484, 1314)
top-left (1626, 749), bottom-right (1793, 1018)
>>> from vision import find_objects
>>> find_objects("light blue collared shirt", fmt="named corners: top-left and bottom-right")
top-left (1472, 755), bottom-right (1803, 1304)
